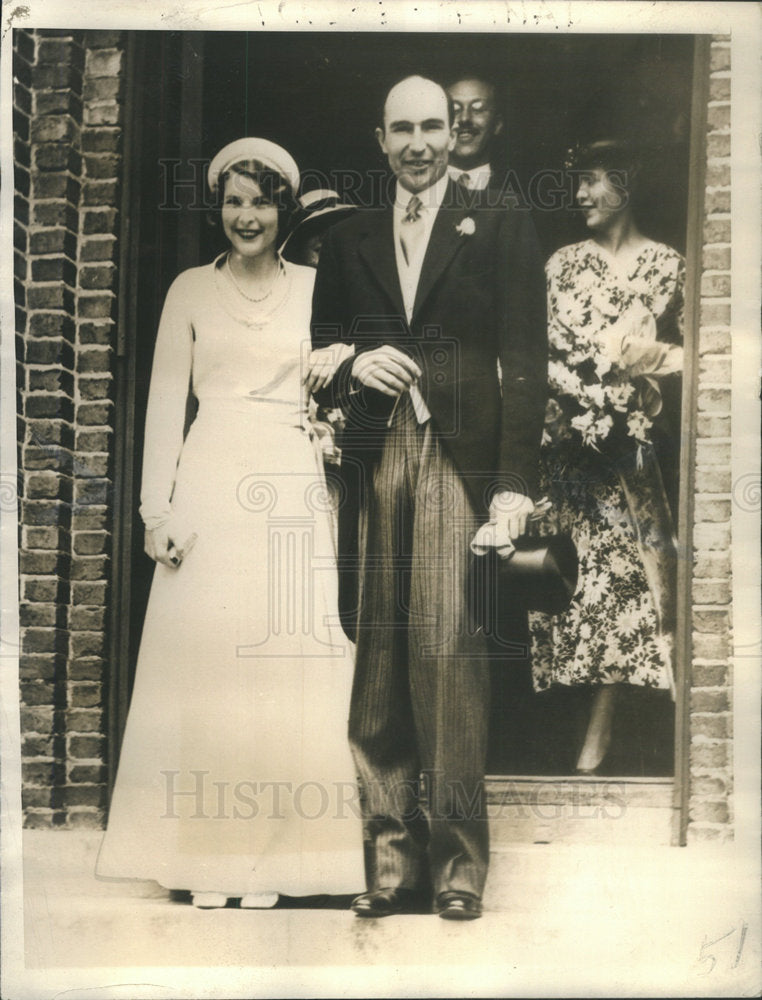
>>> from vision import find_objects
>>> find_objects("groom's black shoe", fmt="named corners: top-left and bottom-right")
top-left (351, 887), bottom-right (420, 918)
top-left (434, 890), bottom-right (483, 920)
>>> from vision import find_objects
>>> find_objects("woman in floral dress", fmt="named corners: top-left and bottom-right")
top-left (530, 140), bottom-right (685, 774)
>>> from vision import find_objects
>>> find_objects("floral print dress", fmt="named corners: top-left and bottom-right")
top-left (530, 239), bottom-right (685, 691)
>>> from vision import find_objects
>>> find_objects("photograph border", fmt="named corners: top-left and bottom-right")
top-left (1, 2), bottom-right (760, 997)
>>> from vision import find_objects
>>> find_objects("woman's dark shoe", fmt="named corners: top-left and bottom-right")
top-left (350, 887), bottom-right (420, 918)
top-left (434, 890), bottom-right (483, 921)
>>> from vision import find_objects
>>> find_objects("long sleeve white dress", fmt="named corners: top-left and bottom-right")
top-left (96, 255), bottom-right (365, 896)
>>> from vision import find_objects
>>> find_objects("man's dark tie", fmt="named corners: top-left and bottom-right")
top-left (457, 172), bottom-right (472, 189)
top-left (403, 194), bottom-right (423, 222)
top-left (400, 195), bottom-right (424, 265)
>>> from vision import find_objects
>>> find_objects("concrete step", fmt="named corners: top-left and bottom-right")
top-left (11, 829), bottom-right (760, 999)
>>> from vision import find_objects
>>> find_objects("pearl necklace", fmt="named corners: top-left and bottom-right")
top-left (225, 253), bottom-right (283, 302)
top-left (213, 253), bottom-right (293, 329)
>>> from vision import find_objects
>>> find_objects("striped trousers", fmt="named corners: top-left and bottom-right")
top-left (349, 395), bottom-right (490, 899)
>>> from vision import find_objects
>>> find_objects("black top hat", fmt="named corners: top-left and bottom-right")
top-left (498, 534), bottom-right (579, 615)
top-left (472, 534), bottom-right (579, 632)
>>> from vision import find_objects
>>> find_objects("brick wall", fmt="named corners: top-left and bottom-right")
top-left (15, 28), bottom-right (124, 829)
top-left (687, 34), bottom-right (733, 842)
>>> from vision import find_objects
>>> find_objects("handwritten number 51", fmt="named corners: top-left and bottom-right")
top-left (697, 921), bottom-right (748, 975)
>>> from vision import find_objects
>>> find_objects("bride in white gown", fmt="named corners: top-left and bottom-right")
top-left (96, 139), bottom-right (364, 908)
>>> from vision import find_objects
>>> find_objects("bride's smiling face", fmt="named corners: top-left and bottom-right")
top-left (221, 172), bottom-right (280, 259)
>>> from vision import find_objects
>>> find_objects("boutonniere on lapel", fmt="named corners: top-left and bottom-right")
top-left (455, 217), bottom-right (476, 237)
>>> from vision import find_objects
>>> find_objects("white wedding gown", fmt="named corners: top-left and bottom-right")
top-left (96, 256), bottom-right (364, 896)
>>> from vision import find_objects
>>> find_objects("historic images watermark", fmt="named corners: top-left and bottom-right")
top-left (158, 159), bottom-right (632, 215)
top-left (159, 768), bottom-right (629, 822)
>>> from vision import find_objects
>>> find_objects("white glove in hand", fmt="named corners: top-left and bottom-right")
top-left (470, 490), bottom-right (535, 559)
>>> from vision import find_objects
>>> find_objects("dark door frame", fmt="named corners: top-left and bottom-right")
top-left (108, 32), bottom-right (712, 844)
top-left (107, 31), bottom-right (140, 791)
top-left (671, 34), bottom-right (711, 847)
top-left (108, 32), bottom-right (207, 790)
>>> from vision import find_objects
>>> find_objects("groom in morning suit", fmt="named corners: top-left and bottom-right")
top-left (310, 76), bottom-right (547, 919)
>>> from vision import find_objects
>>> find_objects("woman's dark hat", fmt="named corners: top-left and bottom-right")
top-left (564, 138), bottom-right (642, 177)
top-left (281, 189), bottom-right (357, 253)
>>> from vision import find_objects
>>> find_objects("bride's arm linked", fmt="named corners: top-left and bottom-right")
top-left (139, 274), bottom-right (195, 568)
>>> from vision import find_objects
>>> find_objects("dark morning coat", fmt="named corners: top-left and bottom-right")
top-left (311, 178), bottom-right (548, 637)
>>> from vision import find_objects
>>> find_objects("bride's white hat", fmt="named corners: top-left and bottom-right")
top-left (208, 138), bottom-right (300, 196)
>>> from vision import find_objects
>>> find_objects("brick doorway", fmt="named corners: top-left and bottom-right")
top-left (107, 32), bottom-right (706, 836)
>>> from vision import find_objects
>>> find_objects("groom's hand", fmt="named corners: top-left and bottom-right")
top-left (351, 345), bottom-right (422, 397)
top-left (489, 490), bottom-right (535, 543)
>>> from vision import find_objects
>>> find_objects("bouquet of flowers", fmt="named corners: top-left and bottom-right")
top-left (543, 300), bottom-right (683, 455)
top-left (307, 400), bottom-right (346, 466)
top-left (303, 342), bottom-right (354, 466)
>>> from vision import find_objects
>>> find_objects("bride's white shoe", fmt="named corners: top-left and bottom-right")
top-left (191, 892), bottom-right (229, 908)
top-left (240, 892), bottom-right (279, 909)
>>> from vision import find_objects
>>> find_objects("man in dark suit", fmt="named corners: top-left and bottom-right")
top-left (446, 73), bottom-right (544, 772)
top-left (309, 75), bottom-right (546, 920)
top-left (446, 75), bottom-right (505, 193)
